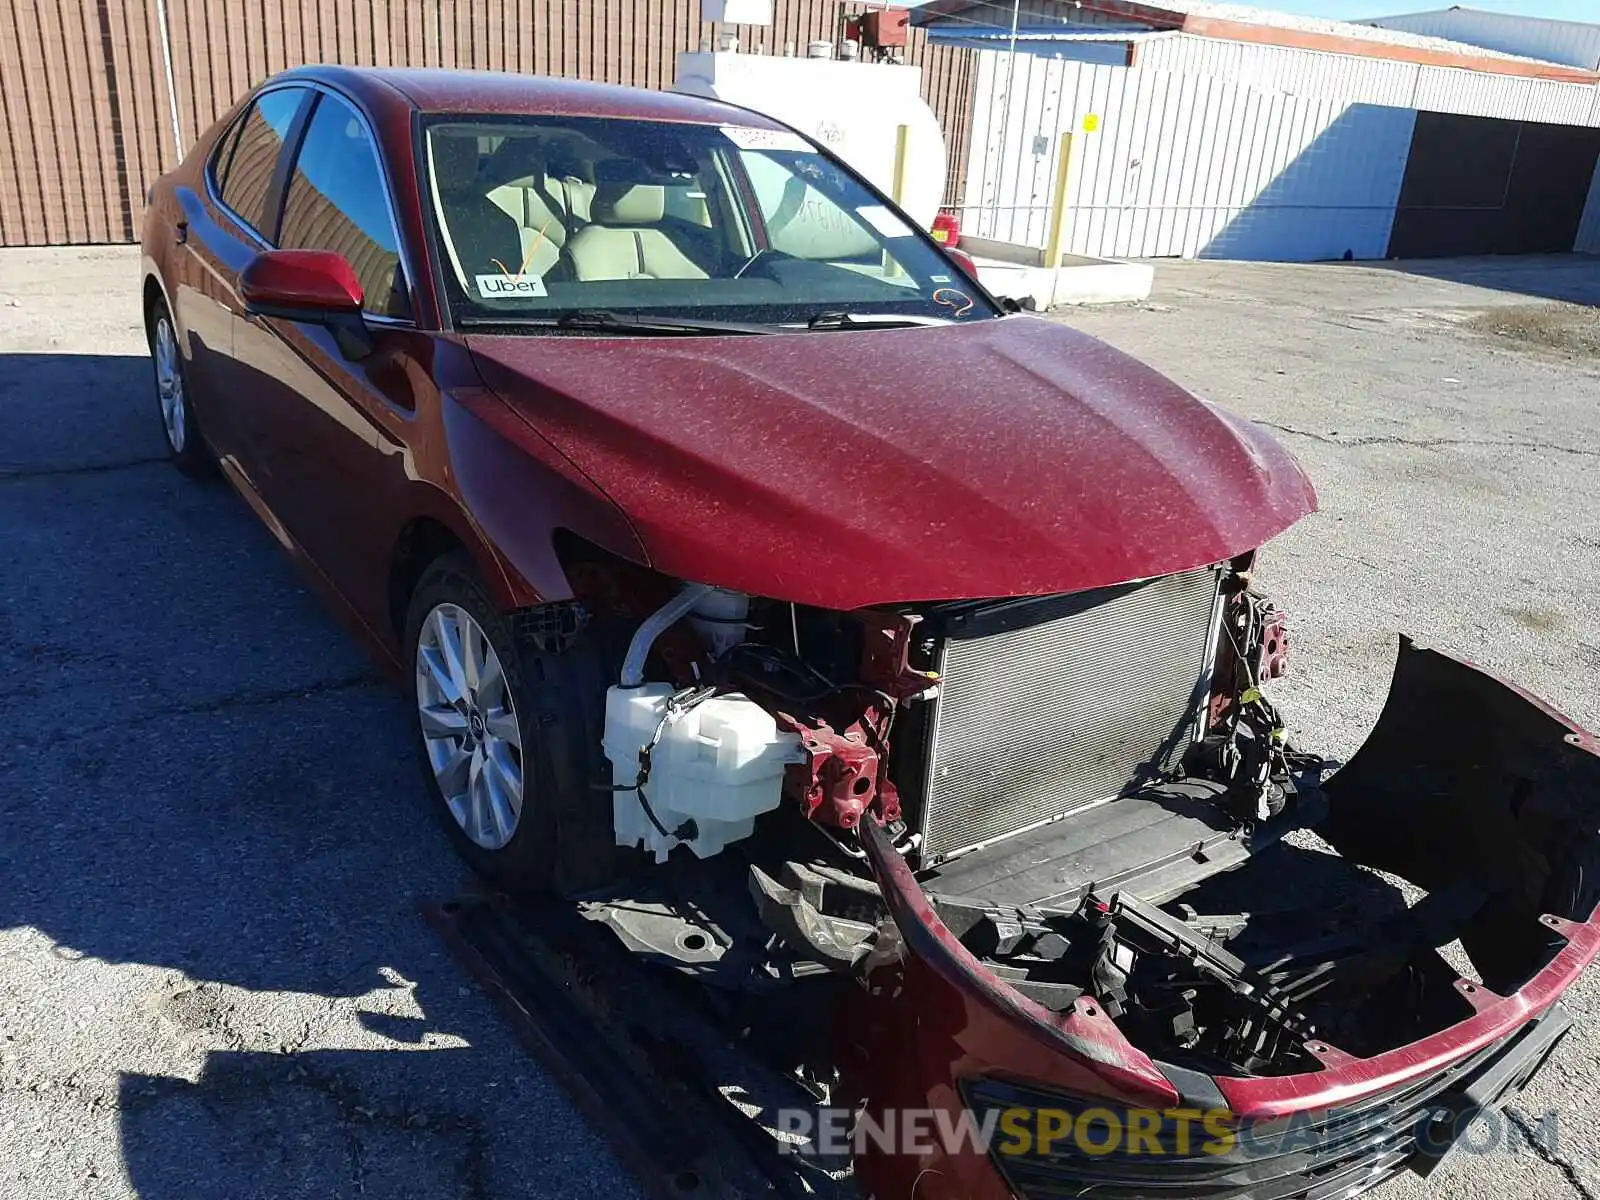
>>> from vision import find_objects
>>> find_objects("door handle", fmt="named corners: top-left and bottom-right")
top-left (175, 219), bottom-right (189, 244)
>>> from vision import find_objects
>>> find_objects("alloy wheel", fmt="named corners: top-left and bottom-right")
top-left (415, 602), bottom-right (525, 850)
top-left (153, 316), bottom-right (186, 452)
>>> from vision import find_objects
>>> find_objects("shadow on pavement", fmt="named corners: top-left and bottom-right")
top-left (1368, 254), bottom-right (1600, 307)
top-left (0, 352), bottom-right (633, 1198)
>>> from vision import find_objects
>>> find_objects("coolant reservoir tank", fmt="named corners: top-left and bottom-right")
top-left (690, 588), bottom-right (749, 658)
top-left (604, 686), bottom-right (803, 863)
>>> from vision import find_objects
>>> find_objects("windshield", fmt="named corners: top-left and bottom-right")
top-left (422, 115), bottom-right (996, 328)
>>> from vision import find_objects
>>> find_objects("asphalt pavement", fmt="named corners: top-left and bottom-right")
top-left (0, 246), bottom-right (640, 1199)
top-left (2, 245), bottom-right (1599, 1199)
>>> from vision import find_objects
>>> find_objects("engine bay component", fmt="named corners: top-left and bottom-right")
top-left (688, 587), bottom-right (751, 658)
top-left (564, 547), bottom-right (1598, 1200)
top-left (748, 862), bottom-right (882, 972)
top-left (620, 582), bottom-right (713, 687)
top-left (909, 567), bottom-right (1223, 864)
top-left (605, 684), bottom-right (804, 861)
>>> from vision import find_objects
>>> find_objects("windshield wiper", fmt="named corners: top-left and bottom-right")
top-left (805, 311), bottom-right (952, 331)
top-left (459, 310), bottom-right (775, 336)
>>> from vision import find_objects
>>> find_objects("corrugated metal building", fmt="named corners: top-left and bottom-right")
top-left (1365, 7), bottom-right (1600, 257)
top-left (916, 0), bottom-right (1600, 261)
top-left (0, 0), bottom-right (978, 248)
top-left (1366, 7), bottom-right (1600, 72)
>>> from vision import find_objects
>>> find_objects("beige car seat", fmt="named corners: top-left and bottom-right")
top-left (561, 176), bottom-right (596, 225)
top-left (486, 180), bottom-right (568, 278)
top-left (564, 182), bottom-right (709, 282)
top-left (429, 134), bottom-right (526, 282)
top-left (481, 139), bottom-right (574, 279)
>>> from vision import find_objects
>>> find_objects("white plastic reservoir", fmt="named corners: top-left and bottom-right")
top-left (673, 51), bottom-right (947, 229)
top-left (605, 685), bottom-right (805, 863)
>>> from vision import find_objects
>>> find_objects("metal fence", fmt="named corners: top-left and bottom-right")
top-left (0, 0), bottom-right (977, 247)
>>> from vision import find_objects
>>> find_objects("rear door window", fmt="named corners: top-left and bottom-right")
top-left (215, 89), bottom-right (305, 237)
top-left (278, 93), bottom-right (407, 319)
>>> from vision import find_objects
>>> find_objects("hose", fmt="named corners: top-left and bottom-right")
top-left (619, 582), bottom-right (713, 687)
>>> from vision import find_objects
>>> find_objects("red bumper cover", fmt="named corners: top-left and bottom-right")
top-left (842, 640), bottom-right (1600, 1199)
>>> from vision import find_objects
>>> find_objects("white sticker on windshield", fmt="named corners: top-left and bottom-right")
top-left (856, 204), bottom-right (914, 239)
top-left (476, 273), bottom-right (548, 299)
top-left (721, 125), bottom-right (810, 153)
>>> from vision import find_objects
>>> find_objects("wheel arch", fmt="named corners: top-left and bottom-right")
top-left (386, 510), bottom-right (667, 650)
top-left (387, 510), bottom-right (509, 650)
top-left (142, 272), bottom-right (166, 324)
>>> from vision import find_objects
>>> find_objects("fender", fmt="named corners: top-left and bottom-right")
top-left (442, 386), bottom-right (650, 609)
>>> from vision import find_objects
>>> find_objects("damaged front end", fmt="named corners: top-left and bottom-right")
top-left (841, 638), bottom-right (1600, 1200)
top-left (570, 550), bottom-right (1600, 1200)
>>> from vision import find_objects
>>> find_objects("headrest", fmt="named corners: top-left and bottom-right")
top-left (592, 183), bottom-right (665, 225)
top-left (483, 136), bottom-right (547, 188)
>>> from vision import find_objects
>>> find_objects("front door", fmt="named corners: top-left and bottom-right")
top-left (228, 88), bottom-right (423, 636)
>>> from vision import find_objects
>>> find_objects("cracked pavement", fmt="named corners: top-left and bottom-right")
top-left (2, 244), bottom-right (1598, 1199)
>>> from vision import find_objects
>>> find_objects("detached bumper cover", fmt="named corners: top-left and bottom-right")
top-left (848, 640), bottom-right (1600, 1200)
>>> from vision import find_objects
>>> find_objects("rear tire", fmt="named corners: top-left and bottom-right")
top-left (403, 552), bottom-right (614, 893)
top-left (146, 297), bottom-right (213, 478)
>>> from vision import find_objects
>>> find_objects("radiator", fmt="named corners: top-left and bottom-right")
top-left (917, 567), bottom-right (1223, 865)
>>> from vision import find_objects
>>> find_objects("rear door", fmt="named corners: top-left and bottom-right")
top-left (230, 87), bottom-right (428, 634)
top-left (178, 86), bottom-right (310, 471)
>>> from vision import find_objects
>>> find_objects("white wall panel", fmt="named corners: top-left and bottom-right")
top-left (958, 47), bottom-right (1415, 261)
top-left (957, 24), bottom-right (1600, 263)
top-left (1412, 66), bottom-right (1596, 124)
top-left (1137, 32), bottom-right (1600, 126)
top-left (1139, 34), bottom-right (1420, 108)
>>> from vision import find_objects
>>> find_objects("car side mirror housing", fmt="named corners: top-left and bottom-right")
top-left (239, 249), bottom-right (374, 359)
top-left (943, 245), bottom-right (1024, 313)
top-left (945, 246), bottom-right (982, 284)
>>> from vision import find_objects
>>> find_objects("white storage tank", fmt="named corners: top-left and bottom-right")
top-left (673, 50), bottom-right (948, 229)
top-left (605, 684), bottom-right (805, 863)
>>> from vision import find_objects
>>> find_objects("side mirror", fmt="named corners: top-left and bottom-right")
top-left (945, 246), bottom-right (982, 284)
top-left (239, 249), bottom-right (374, 359)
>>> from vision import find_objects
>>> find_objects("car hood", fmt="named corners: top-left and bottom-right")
top-left (465, 315), bottom-right (1316, 610)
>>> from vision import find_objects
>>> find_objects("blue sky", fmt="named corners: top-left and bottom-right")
top-left (1272, 0), bottom-right (1597, 19)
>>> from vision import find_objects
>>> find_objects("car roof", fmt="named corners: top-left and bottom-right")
top-left (275, 64), bottom-right (789, 129)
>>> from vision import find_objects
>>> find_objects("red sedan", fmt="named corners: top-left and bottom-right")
top-left (142, 65), bottom-right (1600, 1198)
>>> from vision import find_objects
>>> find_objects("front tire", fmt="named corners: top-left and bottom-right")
top-left (403, 552), bottom-right (613, 892)
top-left (146, 298), bottom-right (212, 477)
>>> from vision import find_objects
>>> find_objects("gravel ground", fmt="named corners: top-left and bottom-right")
top-left (2, 245), bottom-right (1598, 1199)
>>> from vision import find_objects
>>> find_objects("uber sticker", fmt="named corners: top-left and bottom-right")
top-left (476, 273), bottom-right (547, 298)
top-left (721, 125), bottom-right (810, 153)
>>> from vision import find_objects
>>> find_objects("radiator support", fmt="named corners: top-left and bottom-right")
top-left (914, 567), bottom-right (1225, 866)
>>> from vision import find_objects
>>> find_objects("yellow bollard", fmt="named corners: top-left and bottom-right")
top-left (1044, 131), bottom-right (1076, 305)
top-left (892, 123), bottom-right (911, 207)
top-left (887, 124), bottom-right (912, 278)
